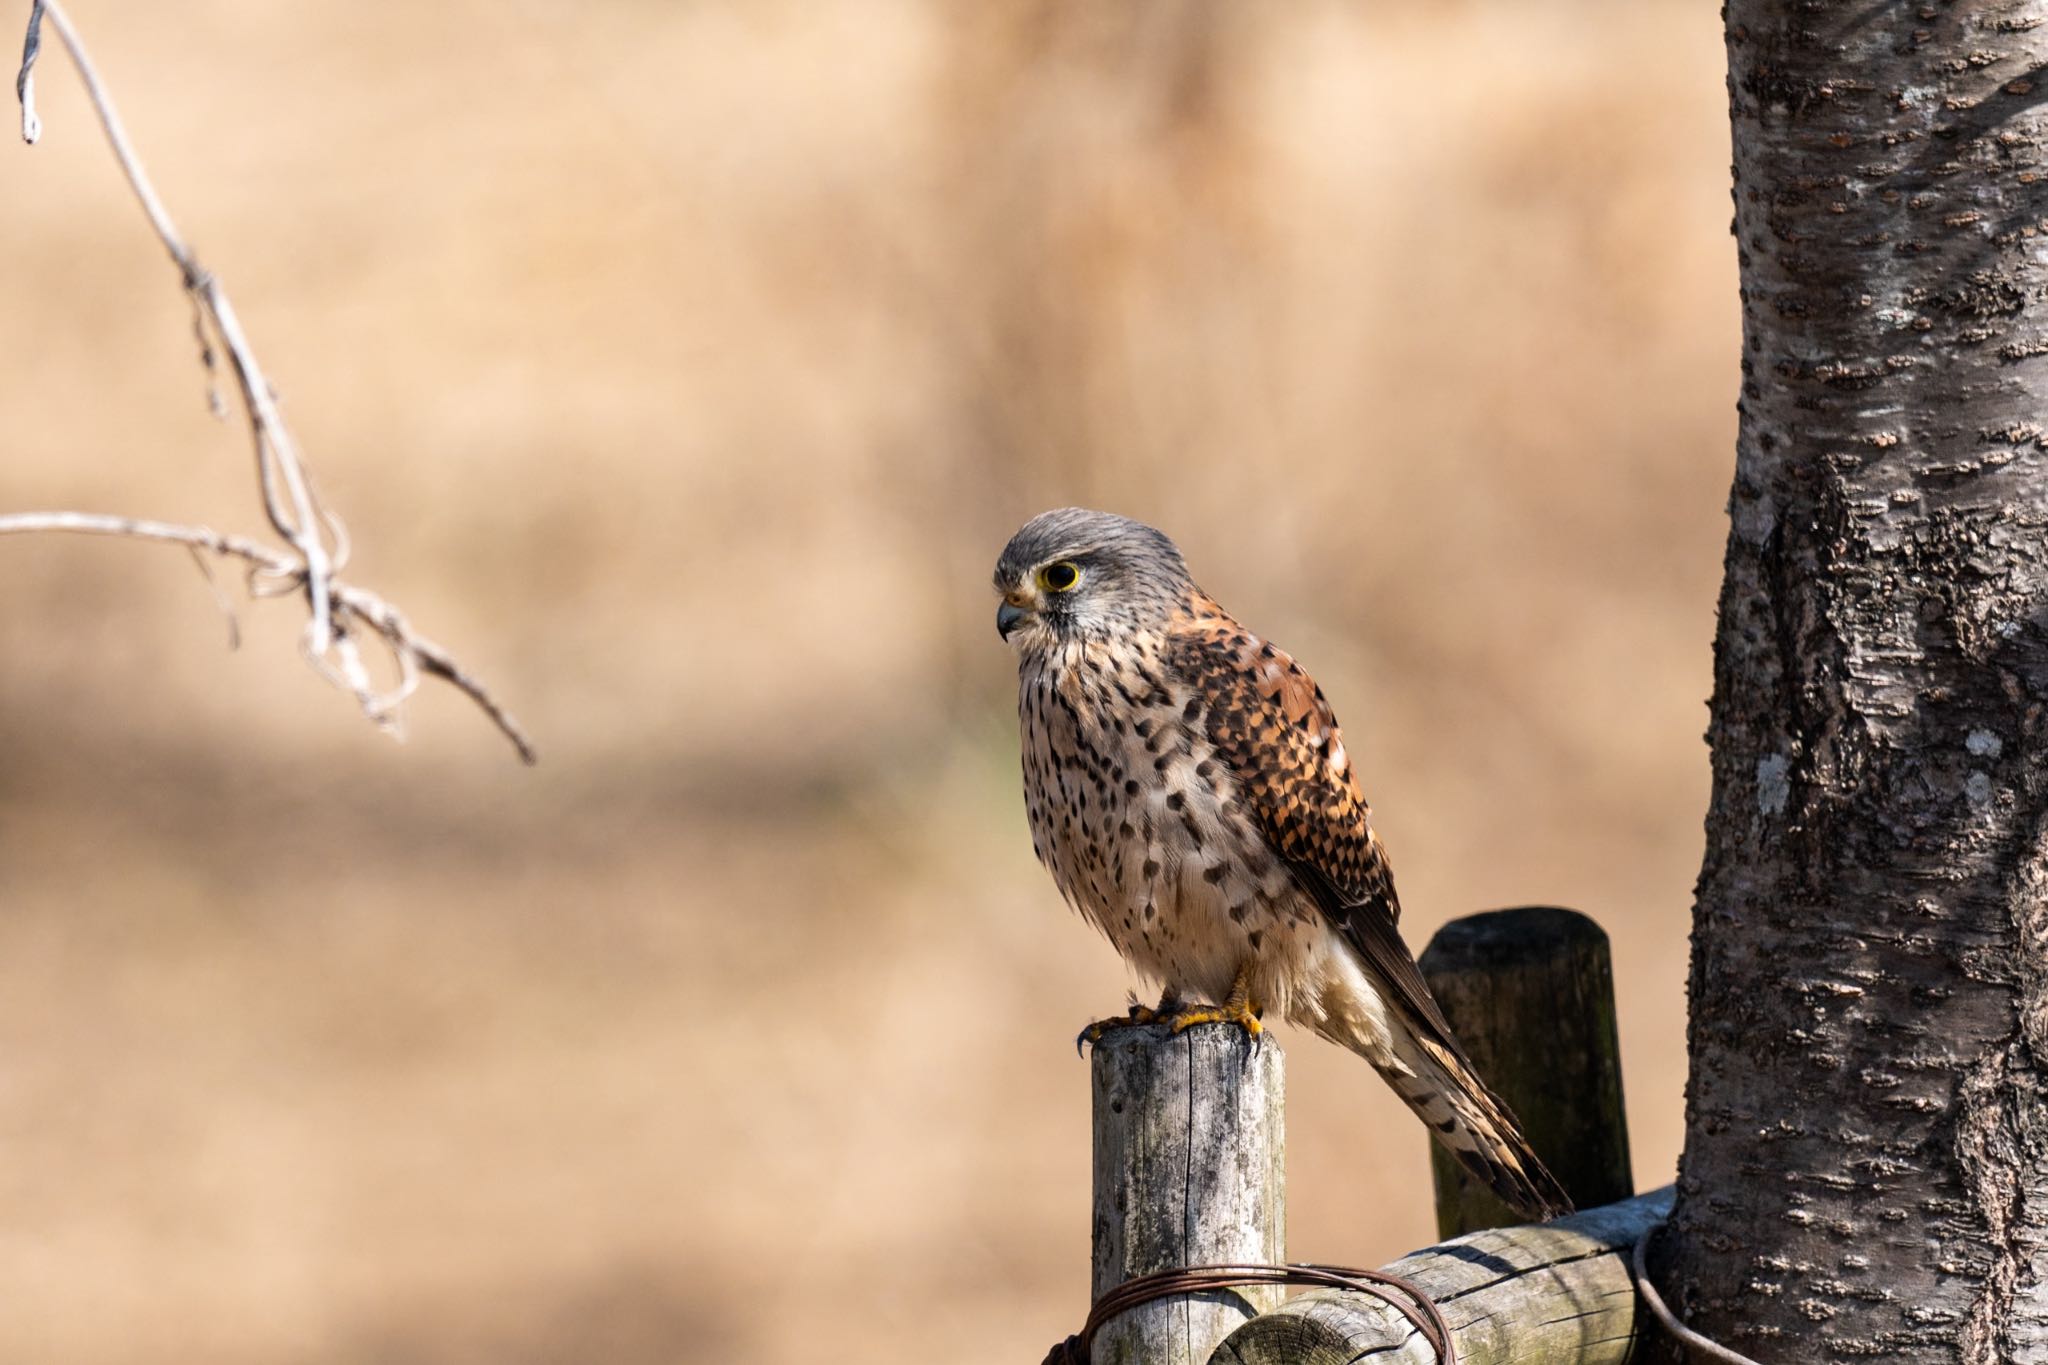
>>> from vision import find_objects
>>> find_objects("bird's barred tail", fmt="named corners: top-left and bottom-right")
top-left (1373, 1034), bottom-right (1573, 1223)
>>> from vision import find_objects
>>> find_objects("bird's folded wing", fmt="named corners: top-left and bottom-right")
top-left (1165, 605), bottom-right (1464, 1053)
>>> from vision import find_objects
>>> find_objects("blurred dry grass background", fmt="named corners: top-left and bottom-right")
top-left (0, 2), bottom-right (1734, 1361)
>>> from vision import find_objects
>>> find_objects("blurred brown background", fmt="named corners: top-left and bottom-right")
top-left (0, 2), bottom-right (1734, 1361)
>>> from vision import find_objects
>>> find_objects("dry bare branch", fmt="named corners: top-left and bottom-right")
top-left (0, 513), bottom-right (538, 763)
top-left (9, 0), bottom-right (535, 764)
top-left (15, 0), bottom-right (39, 142)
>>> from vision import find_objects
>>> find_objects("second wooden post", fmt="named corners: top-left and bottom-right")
top-left (1419, 905), bottom-right (1633, 1239)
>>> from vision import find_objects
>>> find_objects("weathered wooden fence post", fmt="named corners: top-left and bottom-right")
top-left (1420, 906), bottom-right (1633, 1238)
top-left (1070, 907), bottom-right (1657, 1364)
top-left (1090, 1022), bottom-right (1284, 1365)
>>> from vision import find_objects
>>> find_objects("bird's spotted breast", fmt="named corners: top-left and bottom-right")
top-left (1017, 635), bottom-right (1303, 1008)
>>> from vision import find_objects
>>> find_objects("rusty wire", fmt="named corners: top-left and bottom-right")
top-left (1041, 1259), bottom-right (1456, 1365)
top-left (1631, 1222), bottom-right (1763, 1365)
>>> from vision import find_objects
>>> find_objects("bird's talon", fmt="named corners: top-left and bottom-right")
top-left (1076, 1003), bottom-right (1165, 1055)
top-left (1161, 999), bottom-right (1263, 1040)
top-left (1077, 998), bottom-right (1262, 1052)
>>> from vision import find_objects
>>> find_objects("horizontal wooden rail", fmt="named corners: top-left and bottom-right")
top-left (1209, 1185), bottom-right (1672, 1364)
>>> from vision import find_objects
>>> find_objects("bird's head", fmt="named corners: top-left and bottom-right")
top-left (992, 508), bottom-right (1193, 652)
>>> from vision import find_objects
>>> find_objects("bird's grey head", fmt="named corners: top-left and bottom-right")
top-left (992, 508), bottom-right (1193, 650)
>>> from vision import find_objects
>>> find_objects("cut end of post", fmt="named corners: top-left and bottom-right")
top-left (1422, 906), bottom-right (1609, 973)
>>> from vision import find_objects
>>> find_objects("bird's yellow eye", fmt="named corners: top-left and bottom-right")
top-left (1039, 561), bottom-right (1081, 593)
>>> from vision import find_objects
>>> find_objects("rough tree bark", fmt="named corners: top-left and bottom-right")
top-left (1664, 4), bottom-right (2048, 1362)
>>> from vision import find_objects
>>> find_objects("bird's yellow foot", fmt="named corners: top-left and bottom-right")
top-left (1160, 999), bottom-right (1264, 1040)
top-left (1076, 998), bottom-right (1265, 1054)
top-left (1075, 1004), bottom-right (1163, 1055)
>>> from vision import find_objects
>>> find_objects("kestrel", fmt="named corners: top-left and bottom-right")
top-left (995, 507), bottom-right (1570, 1220)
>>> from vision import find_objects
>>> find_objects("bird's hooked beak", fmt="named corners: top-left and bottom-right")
top-left (996, 586), bottom-right (1037, 640)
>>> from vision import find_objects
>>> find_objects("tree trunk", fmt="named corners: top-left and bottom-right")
top-left (1665, 5), bottom-right (2048, 1361)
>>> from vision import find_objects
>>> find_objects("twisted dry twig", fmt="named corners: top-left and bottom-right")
top-left (11, 0), bottom-right (534, 763)
top-left (0, 513), bottom-right (537, 762)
